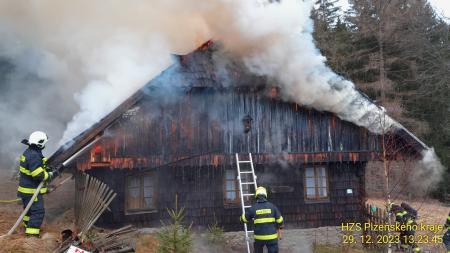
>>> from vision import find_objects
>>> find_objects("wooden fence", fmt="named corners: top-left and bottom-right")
top-left (364, 203), bottom-right (387, 250)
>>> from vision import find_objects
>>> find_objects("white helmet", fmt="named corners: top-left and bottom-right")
top-left (29, 131), bottom-right (48, 149)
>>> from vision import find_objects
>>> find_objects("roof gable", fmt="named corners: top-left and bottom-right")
top-left (47, 41), bottom-right (427, 167)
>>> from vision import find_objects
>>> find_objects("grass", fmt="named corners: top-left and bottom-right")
top-left (313, 243), bottom-right (383, 253)
top-left (136, 234), bottom-right (159, 253)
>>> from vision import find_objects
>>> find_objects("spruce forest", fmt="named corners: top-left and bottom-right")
top-left (312, 0), bottom-right (449, 196)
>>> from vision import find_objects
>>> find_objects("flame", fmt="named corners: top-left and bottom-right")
top-left (268, 87), bottom-right (278, 98)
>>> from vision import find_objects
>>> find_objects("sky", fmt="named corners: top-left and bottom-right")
top-left (338, 0), bottom-right (450, 19)
top-left (428, 0), bottom-right (450, 18)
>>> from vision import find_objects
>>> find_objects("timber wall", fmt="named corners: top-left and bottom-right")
top-left (82, 161), bottom-right (366, 231)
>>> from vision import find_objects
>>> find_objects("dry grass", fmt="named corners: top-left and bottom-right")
top-left (367, 198), bottom-right (449, 252)
top-left (313, 243), bottom-right (380, 253)
top-left (0, 202), bottom-right (73, 253)
top-left (135, 234), bottom-right (159, 253)
top-left (367, 198), bottom-right (449, 226)
top-left (0, 234), bottom-right (58, 253)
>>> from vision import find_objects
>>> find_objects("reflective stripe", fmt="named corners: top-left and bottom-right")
top-left (20, 166), bottom-right (48, 180)
top-left (25, 227), bottom-right (40, 235)
top-left (31, 167), bottom-right (45, 177)
top-left (23, 215), bottom-right (30, 222)
top-left (254, 217), bottom-right (275, 224)
top-left (412, 247), bottom-right (421, 252)
top-left (18, 186), bottom-right (48, 194)
top-left (22, 222), bottom-right (27, 228)
top-left (396, 212), bottom-right (405, 217)
top-left (19, 166), bottom-right (32, 176)
top-left (447, 216), bottom-right (450, 221)
top-left (20, 155), bottom-right (26, 162)
top-left (256, 209), bottom-right (272, 215)
top-left (42, 157), bottom-right (48, 164)
top-left (241, 214), bottom-right (248, 223)
top-left (254, 233), bottom-right (278, 240)
top-left (276, 216), bottom-right (283, 224)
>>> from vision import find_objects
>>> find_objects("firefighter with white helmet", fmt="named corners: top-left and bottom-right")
top-left (17, 131), bottom-right (56, 237)
top-left (240, 186), bottom-right (283, 253)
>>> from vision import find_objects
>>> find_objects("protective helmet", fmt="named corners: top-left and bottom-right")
top-left (29, 131), bottom-right (48, 149)
top-left (255, 186), bottom-right (267, 199)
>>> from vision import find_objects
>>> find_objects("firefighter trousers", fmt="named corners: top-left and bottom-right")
top-left (20, 193), bottom-right (45, 236)
top-left (399, 229), bottom-right (420, 252)
top-left (254, 239), bottom-right (278, 253)
top-left (443, 229), bottom-right (450, 252)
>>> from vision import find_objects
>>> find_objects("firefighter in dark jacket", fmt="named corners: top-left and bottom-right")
top-left (240, 186), bottom-right (283, 253)
top-left (390, 203), bottom-right (420, 252)
top-left (18, 131), bottom-right (55, 237)
top-left (443, 212), bottom-right (450, 253)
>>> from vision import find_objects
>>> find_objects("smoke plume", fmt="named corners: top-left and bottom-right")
top-left (0, 0), bottom-right (444, 186)
top-left (408, 148), bottom-right (446, 195)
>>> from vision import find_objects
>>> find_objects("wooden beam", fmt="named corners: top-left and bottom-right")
top-left (48, 90), bottom-right (145, 167)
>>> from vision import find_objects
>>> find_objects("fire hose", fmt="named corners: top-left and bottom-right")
top-left (0, 198), bottom-right (20, 203)
top-left (0, 137), bottom-right (100, 238)
top-left (0, 175), bottom-right (73, 203)
top-left (1, 140), bottom-right (215, 238)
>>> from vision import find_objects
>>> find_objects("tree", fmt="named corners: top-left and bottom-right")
top-left (157, 198), bottom-right (193, 253)
top-left (312, 0), bottom-right (449, 197)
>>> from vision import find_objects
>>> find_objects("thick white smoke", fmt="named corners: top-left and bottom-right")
top-left (0, 0), bottom-right (444, 187)
top-left (0, 0), bottom-right (395, 149)
top-left (206, 0), bottom-right (399, 133)
top-left (410, 148), bottom-right (446, 193)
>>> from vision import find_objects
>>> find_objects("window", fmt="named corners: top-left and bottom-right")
top-left (304, 167), bottom-right (329, 201)
top-left (126, 172), bottom-right (156, 213)
top-left (224, 169), bottom-right (240, 205)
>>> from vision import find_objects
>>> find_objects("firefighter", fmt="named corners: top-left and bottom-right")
top-left (18, 131), bottom-right (56, 237)
top-left (391, 202), bottom-right (420, 252)
top-left (240, 186), bottom-right (283, 253)
top-left (443, 212), bottom-right (450, 253)
top-left (390, 204), bottom-right (409, 251)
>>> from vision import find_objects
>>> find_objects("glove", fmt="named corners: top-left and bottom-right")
top-left (48, 170), bottom-right (59, 181)
top-left (46, 165), bottom-right (55, 173)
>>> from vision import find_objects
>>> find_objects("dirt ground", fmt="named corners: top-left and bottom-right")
top-left (0, 169), bottom-right (75, 253)
top-left (0, 168), bottom-right (448, 253)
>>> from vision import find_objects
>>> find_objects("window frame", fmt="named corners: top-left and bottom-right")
top-left (304, 166), bottom-right (330, 202)
top-left (125, 171), bottom-right (157, 215)
top-left (223, 169), bottom-right (241, 206)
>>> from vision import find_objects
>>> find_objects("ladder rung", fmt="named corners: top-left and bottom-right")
top-left (243, 193), bottom-right (255, 196)
top-left (240, 171), bottom-right (253, 174)
top-left (244, 205), bottom-right (251, 208)
top-left (238, 161), bottom-right (252, 163)
top-left (241, 182), bottom-right (255, 185)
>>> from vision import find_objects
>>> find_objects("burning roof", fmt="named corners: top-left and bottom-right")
top-left (47, 41), bottom-right (428, 168)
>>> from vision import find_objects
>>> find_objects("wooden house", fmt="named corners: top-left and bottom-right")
top-left (48, 41), bottom-right (426, 231)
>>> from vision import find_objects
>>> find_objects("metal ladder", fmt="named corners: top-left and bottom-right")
top-left (235, 153), bottom-right (258, 253)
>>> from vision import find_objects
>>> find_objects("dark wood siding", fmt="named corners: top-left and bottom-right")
top-left (75, 89), bottom-right (383, 170)
top-left (83, 161), bottom-right (365, 230)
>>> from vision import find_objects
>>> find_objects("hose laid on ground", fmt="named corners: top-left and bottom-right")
top-left (0, 198), bottom-right (20, 203)
top-left (0, 174), bottom-right (73, 204)
top-left (0, 136), bottom-right (101, 238)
